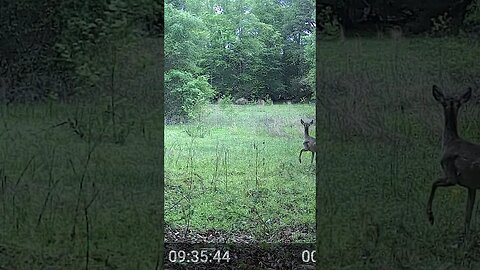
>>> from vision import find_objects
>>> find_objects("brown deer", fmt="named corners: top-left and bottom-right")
top-left (299, 119), bottom-right (316, 163)
top-left (235, 97), bottom-right (248, 105)
top-left (426, 85), bottom-right (480, 238)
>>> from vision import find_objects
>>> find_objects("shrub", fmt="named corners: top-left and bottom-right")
top-left (430, 12), bottom-right (453, 37)
top-left (165, 70), bottom-right (215, 121)
top-left (217, 94), bottom-right (233, 109)
top-left (318, 6), bottom-right (341, 40)
top-left (464, 0), bottom-right (480, 34)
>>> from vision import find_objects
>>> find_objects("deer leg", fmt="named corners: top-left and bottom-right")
top-left (464, 188), bottom-right (477, 238)
top-left (299, 149), bottom-right (306, 163)
top-left (427, 177), bottom-right (456, 225)
top-left (310, 151), bottom-right (315, 163)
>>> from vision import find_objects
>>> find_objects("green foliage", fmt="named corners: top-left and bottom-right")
top-left (0, 0), bottom-right (161, 103)
top-left (164, 3), bottom-right (209, 73)
top-left (164, 2), bottom-right (218, 121)
top-left (165, 70), bottom-right (216, 121)
top-left (218, 94), bottom-right (234, 109)
top-left (318, 6), bottom-right (341, 40)
top-left (201, 1), bottom-right (285, 99)
top-left (430, 12), bottom-right (453, 37)
top-left (265, 96), bottom-right (274, 105)
top-left (319, 0), bottom-right (474, 34)
top-left (304, 34), bottom-right (315, 100)
top-left (54, 1), bottom-right (134, 92)
top-left (0, 1), bottom-right (61, 102)
top-left (165, 0), bottom-right (315, 104)
top-left (464, 0), bottom-right (480, 33)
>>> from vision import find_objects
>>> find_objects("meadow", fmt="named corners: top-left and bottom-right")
top-left (0, 39), bottom-right (163, 269)
top-left (317, 36), bottom-right (480, 269)
top-left (164, 103), bottom-right (316, 243)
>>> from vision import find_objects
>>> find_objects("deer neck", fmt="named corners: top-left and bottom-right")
top-left (442, 107), bottom-right (459, 147)
top-left (304, 126), bottom-right (310, 139)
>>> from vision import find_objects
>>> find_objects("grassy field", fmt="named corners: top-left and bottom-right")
top-left (0, 39), bottom-right (163, 269)
top-left (0, 101), bottom-right (163, 269)
top-left (317, 36), bottom-right (480, 269)
top-left (164, 103), bottom-right (316, 242)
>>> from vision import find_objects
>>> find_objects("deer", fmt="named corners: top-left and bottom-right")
top-left (426, 85), bottom-right (480, 239)
top-left (299, 119), bottom-right (317, 163)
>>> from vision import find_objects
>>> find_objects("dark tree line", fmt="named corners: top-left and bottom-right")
top-left (318, 0), bottom-right (478, 35)
top-left (0, 0), bottom-right (163, 104)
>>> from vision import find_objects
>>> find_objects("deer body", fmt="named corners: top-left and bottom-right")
top-left (299, 119), bottom-right (316, 163)
top-left (426, 85), bottom-right (480, 238)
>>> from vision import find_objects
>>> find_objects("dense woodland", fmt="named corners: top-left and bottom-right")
top-left (0, 1), bottom-right (162, 104)
top-left (165, 0), bottom-right (316, 120)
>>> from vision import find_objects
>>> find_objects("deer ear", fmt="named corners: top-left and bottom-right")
top-left (432, 85), bottom-right (444, 102)
top-left (310, 120), bottom-right (314, 125)
top-left (301, 119), bottom-right (304, 124)
top-left (460, 87), bottom-right (472, 104)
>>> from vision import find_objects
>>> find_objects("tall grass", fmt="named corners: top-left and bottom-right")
top-left (164, 103), bottom-right (316, 243)
top-left (317, 37), bottom-right (480, 269)
top-left (0, 38), bottom-right (163, 269)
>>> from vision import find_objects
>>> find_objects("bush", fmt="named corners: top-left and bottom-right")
top-left (318, 6), bottom-right (341, 40)
top-left (165, 70), bottom-right (215, 121)
top-left (430, 12), bottom-right (453, 37)
top-left (217, 94), bottom-right (233, 109)
top-left (464, 0), bottom-right (480, 34)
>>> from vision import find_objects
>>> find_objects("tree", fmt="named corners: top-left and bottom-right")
top-left (164, 0), bottom-right (315, 104)
top-left (165, 2), bottom-right (215, 120)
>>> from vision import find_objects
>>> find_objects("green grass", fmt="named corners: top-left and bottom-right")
top-left (0, 102), bottom-right (162, 268)
top-left (317, 36), bottom-right (480, 269)
top-left (164, 103), bottom-right (316, 242)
